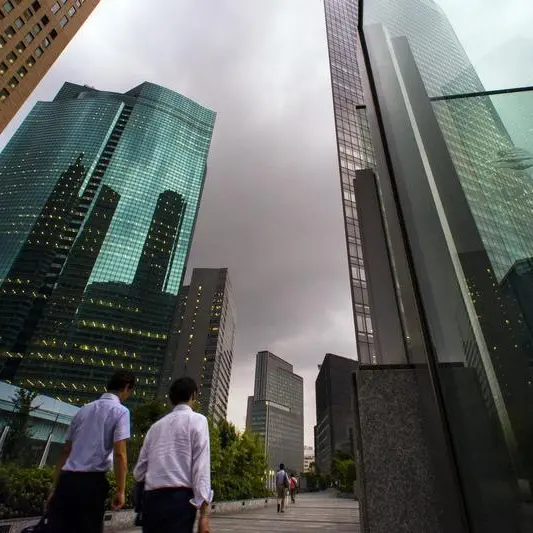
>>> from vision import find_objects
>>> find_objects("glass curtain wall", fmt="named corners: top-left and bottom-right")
top-left (360, 0), bottom-right (533, 531)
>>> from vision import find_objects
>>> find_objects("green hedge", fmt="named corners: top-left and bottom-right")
top-left (0, 466), bottom-right (135, 520)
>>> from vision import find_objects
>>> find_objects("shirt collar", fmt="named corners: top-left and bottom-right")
top-left (100, 393), bottom-right (120, 403)
top-left (173, 404), bottom-right (192, 412)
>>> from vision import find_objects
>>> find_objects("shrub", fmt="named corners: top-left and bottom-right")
top-left (0, 466), bottom-right (136, 520)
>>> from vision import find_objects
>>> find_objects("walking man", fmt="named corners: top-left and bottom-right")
top-left (47, 370), bottom-right (135, 533)
top-left (275, 463), bottom-right (290, 513)
top-left (133, 377), bottom-right (212, 533)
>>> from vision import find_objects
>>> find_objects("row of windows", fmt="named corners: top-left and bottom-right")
top-left (52, 0), bottom-right (84, 15)
top-left (0, 26), bottom-right (59, 101)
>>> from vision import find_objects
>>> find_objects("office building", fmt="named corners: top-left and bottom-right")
top-left (0, 0), bottom-right (100, 131)
top-left (324, 0), bottom-right (377, 363)
top-left (326, 0), bottom-right (533, 530)
top-left (304, 445), bottom-right (315, 473)
top-left (0, 82), bottom-right (216, 405)
top-left (158, 268), bottom-right (235, 422)
top-left (246, 351), bottom-right (303, 474)
top-left (315, 353), bottom-right (358, 474)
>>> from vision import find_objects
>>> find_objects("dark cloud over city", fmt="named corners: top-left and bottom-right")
top-left (1, 0), bottom-right (529, 445)
top-left (0, 0), bottom-right (356, 445)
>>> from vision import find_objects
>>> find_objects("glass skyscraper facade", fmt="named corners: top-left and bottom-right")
top-left (324, 0), bottom-right (377, 363)
top-left (0, 82), bottom-right (216, 405)
top-left (327, 0), bottom-right (533, 529)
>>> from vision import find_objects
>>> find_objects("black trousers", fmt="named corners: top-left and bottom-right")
top-left (47, 471), bottom-right (109, 533)
top-left (142, 488), bottom-right (196, 533)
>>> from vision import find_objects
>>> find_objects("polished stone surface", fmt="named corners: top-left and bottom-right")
top-left (123, 491), bottom-right (360, 532)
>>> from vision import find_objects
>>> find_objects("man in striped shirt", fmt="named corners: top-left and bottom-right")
top-left (134, 377), bottom-right (212, 533)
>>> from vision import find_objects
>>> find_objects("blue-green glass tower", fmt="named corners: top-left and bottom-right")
top-left (0, 82), bottom-right (216, 405)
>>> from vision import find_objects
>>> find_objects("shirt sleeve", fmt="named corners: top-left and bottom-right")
top-left (190, 416), bottom-right (214, 508)
top-left (113, 409), bottom-right (131, 442)
top-left (133, 430), bottom-right (150, 482)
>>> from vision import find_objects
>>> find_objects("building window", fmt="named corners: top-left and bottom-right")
top-left (49, 28), bottom-right (57, 39)
top-left (23, 7), bottom-right (33, 20)
top-left (34, 45), bottom-right (42, 56)
top-left (0, 88), bottom-right (9, 100)
top-left (15, 40), bottom-right (25, 53)
top-left (16, 65), bottom-right (26, 77)
top-left (40, 14), bottom-right (49, 25)
top-left (14, 17), bottom-right (24, 28)
top-left (8, 75), bottom-right (18, 88)
top-left (6, 51), bottom-right (16, 63)
top-left (68, 6), bottom-right (75, 16)
top-left (25, 32), bottom-right (33, 43)
top-left (31, 1), bottom-right (40, 11)
top-left (0, 61), bottom-right (7, 74)
top-left (42, 36), bottom-right (50, 48)
top-left (59, 15), bottom-right (67, 27)
top-left (0, 36), bottom-right (5, 48)
top-left (3, 1), bottom-right (13, 13)
top-left (32, 23), bottom-right (41, 35)
top-left (51, 1), bottom-right (60, 14)
top-left (26, 55), bottom-right (35, 67)
top-left (75, 0), bottom-right (80, 6)
top-left (5, 26), bottom-right (16, 38)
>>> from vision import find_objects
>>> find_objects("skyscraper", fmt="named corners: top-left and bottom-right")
top-left (0, 82), bottom-right (216, 405)
top-left (339, 0), bottom-right (533, 529)
top-left (0, 0), bottom-right (100, 131)
top-left (246, 351), bottom-right (303, 475)
top-left (324, 0), bottom-right (377, 363)
top-left (315, 353), bottom-right (358, 474)
top-left (158, 268), bottom-right (236, 422)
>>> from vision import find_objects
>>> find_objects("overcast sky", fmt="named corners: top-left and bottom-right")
top-left (0, 0), bottom-right (530, 447)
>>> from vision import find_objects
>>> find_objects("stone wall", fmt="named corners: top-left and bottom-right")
top-left (0, 497), bottom-right (271, 532)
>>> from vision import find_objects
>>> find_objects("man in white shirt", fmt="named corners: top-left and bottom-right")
top-left (134, 377), bottom-right (212, 533)
top-left (47, 370), bottom-right (135, 533)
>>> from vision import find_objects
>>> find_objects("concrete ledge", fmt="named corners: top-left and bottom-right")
top-left (0, 498), bottom-right (271, 533)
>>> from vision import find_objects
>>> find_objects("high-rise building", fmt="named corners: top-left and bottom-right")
top-left (324, 0), bottom-right (377, 363)
top-left (326, 0), bottom-right (533, 530)
top-left (0, 0), bottom-right (100, 132)
top-left (315, 353), bottom-right (358, 474)
top-left (0, 82), bottom-right (216, 405)
top-left (158, 268), bottom-right (236, 422)
top-left (246, 351), bottom-right (303, 474)
top-left (303, 445), bottom-right (315, 473)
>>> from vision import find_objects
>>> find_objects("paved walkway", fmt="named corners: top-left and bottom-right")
top-left (124, 491), bottom-right (360, 532)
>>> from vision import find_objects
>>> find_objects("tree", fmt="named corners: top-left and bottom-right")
top-left (331, 450), bottom-right (356, 493)
top-left (1, 388), bottom-right (38, 466)
top-left (209, 420), bottom-right (267, 501)
top-left (128, 399), bottom-right (167, 465)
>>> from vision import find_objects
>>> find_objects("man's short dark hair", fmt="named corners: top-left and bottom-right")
top-left (169, 377), bottom-right (198, 405)
top-left (107, 370), bottom-right (136, 392)
top-left (279, 463), bottom-right (285, 470)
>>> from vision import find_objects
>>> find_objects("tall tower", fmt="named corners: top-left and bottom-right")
top-left (0, 0), bottom-right (101, 131)
top-left (324, 0), bottom-right (377, 363)
top-left (159, 268), bottom-right (236, 422)
top-left (246, 351), bottom-right (304, 474)
top-left (0, 81), bottom-right (216, 405)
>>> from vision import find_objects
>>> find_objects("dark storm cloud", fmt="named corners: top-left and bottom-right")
top-left (0, 0), bottom-right (358, 444)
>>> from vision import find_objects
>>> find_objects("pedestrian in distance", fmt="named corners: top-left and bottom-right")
top-left (289, 473), bottom-right (298, 503)
top-left (46, 370), bottom-right (135, 533)
top-left (275, 463), bottom-right (290, 513)
top-left (134, 377), bottom-right (212, 533)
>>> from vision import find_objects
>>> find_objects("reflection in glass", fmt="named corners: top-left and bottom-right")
top-left (0, 82), bottom-right (216, 405)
